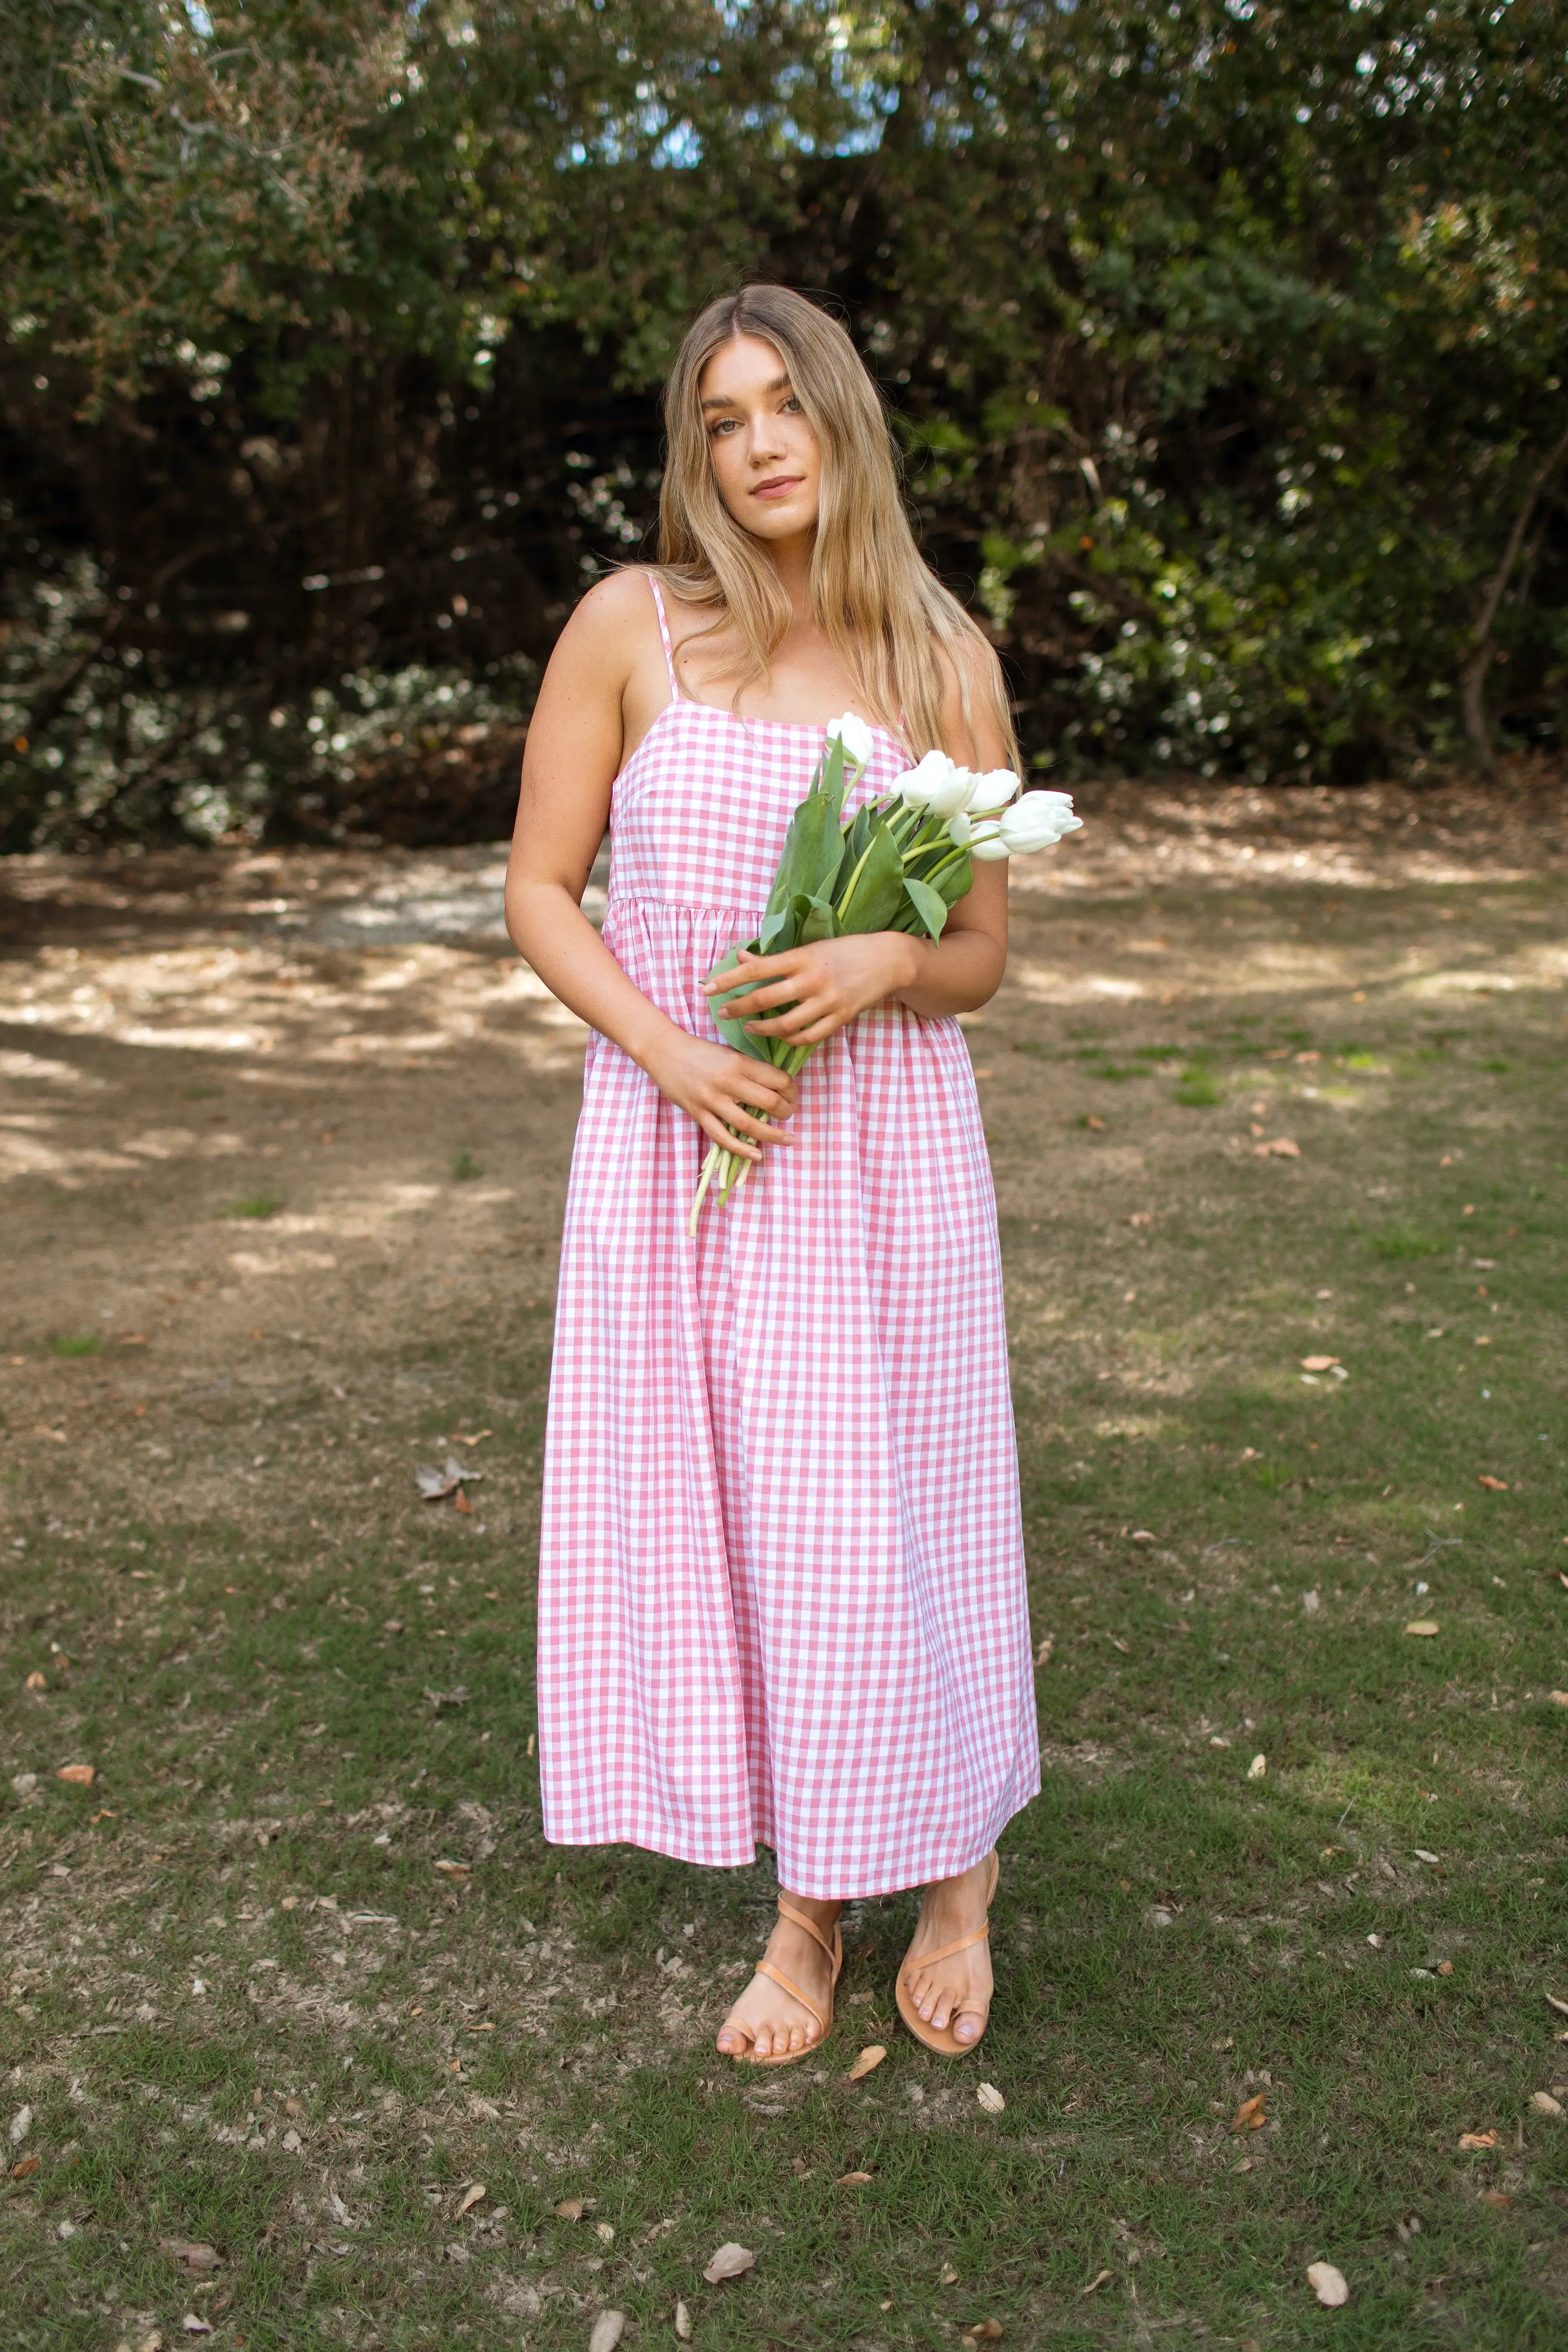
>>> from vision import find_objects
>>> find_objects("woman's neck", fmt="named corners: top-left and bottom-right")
top-left (760, 528), bottom-right (815, 624)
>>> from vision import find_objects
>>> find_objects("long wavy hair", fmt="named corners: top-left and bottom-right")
top-left (656, 284), bottom-right (1018, 767)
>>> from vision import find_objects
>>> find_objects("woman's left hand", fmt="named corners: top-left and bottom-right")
top-left (704, 934), bottom-right (921, 1048)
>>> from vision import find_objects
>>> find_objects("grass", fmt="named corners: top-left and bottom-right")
top-left (1174, 1066), bottom-right (1225, 1106)
top-left (3, 899), bottom-right (1567, 2350)
top-left (450, 1150), bottom-right (483, 1182)
top-left (222, 1193), bottom-right (285, 1221)
top-left (46, 1334), bottom-right (101, 1359)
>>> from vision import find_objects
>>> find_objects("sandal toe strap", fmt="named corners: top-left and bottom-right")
top-left (900, 1921), bottom-right (990, 1979)
top-left (754, 1957), bottom-right (827, 2035)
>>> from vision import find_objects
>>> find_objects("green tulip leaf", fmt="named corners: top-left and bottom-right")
top-left (835, 814), bottom-right (905, 934)
top-left (902, 874), bottom-right (949, 940)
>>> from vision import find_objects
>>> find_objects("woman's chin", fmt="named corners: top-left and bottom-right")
top-left (736, 502), bottom-right (819, 543)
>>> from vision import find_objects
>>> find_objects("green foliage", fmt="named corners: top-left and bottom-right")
top-left (3, 1), bottom-right (1567, 847)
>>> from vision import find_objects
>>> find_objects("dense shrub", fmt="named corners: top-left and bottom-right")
top-left (3, 1), bottom-right (1565, 847)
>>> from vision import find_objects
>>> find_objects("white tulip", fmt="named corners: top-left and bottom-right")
top-left (964, 767), bottom-right (1022, 815)
top-left (925, 762), bottom-right (975, 819)
top-left (825, 712), bottom-right (875, 769)
top-left (970, 828), bottom-right (1011, 861)
top-left (998, 792), bottom-right (1082, 853)
top-left (894, 748), bottom-right (959, 809)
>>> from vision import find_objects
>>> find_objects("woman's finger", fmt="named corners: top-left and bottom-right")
top-left (705, 953), bottom-right (799, 999)
top-left (699, 1111), bottom-right (761, 1159)
top-left (745, 1002), bottom-right (829, 1037)
top-left (716, 977), bottom-right (805, 1015)
top-left (725, 1065), bottom-right (794, 1109)
top-left (723, 1099), bottom-right (796, 1146)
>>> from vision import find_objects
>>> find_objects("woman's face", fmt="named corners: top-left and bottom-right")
top-left (698, 332), bottom-right (821, 546)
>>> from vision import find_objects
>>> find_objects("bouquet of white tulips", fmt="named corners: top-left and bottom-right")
top-left (688, 715), bottom-right (1081, 1230)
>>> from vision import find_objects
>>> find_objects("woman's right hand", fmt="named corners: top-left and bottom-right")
top-left (642, 1028), bottom-right (799, 1160)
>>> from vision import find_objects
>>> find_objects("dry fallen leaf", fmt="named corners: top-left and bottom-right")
top-left (1478, 1474), bottom-right (1509, 1491)
top-left (1034, 1635), bottom-right (1054, 1666)
top-left (1530, 2091), bottom-right (1565, 2118)
top-left (1481, 2190), bottom-right (1512, 2208)
top-left (1437, 1960), bottom-right (1454, 1977)
top-left (588, 2314), bottom-right (626, 2352)
top-left (976, 2082), bottom-right (1006, 2115)
top-left (965, 2324), bottom-right (1004, 2343)
top-left (1549, 1691), bottom-right (1568, 1709)
top-left (416, 1453), bottom-right (485, 1501)
top-left (159, 2240), bottom-right (221, 2273)
top-left (24, 1671), bottom-right (45, 1691)
top-left (1079, 2270), bottom-right (1114, 2297)
top-left (456, 2183), bottom-right (486, 2217)
top-left (847, 2044), bottom-right (887, 2082)
top-left (454, 1487), bottom-right (474, 1514)
top-left (940, 2265), bottom-right (960, 2285)
top-left (1458, 2130), bottom-right (1499, 2151)
top-left (1405, 1620), bottom-right (1440, 1638)
top-left (836, 2170), bottom-right (874, 2185)
top-left (1546, 1994), bottom-right (1568, 2019)
top-left (554, 2198), bottom-right (596, 2221)
top-left (1085, 1114), bottom-right (1106, 1131)
top-left (1300, 1356), bottom-right (1340, 1373)
top-left (434, 1858), bottom-right (470, 1879)
top-left (1306, 2261), bottom-right (1350, 2308)
top-left (674, 2301), bottom-right (693, 2342)
top-left (595, 2222), bottom-right (616, 2243)
top-left (1231, 2094), bottom-right (1267, 2134)
top-left (703, 2241), bottom-right (756, 2284)
top-left (1247, 1753), bottom-right (1267, 1780)
top-left (1255, 1137), bottom-right (1301, 1158)
top-left (56, 1763), bottom-right (94, 1786)
top-left (10, 2156), bottom-right (41, 2180)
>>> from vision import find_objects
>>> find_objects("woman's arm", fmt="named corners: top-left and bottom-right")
top-left (704, 636), bottom-right (1010, 1043)
top-left (503, 572), bottom-right (799, 1162)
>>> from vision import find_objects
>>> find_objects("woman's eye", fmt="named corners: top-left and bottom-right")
top-left (782, 395), bottom-right (802, 413)
top-left (709, 416), bottom-right (738, 436)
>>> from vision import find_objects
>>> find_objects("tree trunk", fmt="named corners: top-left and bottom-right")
top-left (1461, 421), bottom-right (1568, 776)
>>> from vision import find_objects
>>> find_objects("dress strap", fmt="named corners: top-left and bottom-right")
top-left (647, 574), bottom-right (683, 705)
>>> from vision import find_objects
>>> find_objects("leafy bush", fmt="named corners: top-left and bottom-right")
top-left (2, 0), bottom-right (1566, 846)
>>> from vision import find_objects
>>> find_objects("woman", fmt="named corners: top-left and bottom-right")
top-left (504, 285), bottom-right (1038, 2064)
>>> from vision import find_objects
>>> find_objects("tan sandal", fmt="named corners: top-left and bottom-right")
top-left (732, 1896), bottom-right (843, 2069)
top-left (896, 1850), bottom-right (1000, 2057)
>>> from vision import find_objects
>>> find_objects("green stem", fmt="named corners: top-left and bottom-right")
top-left (834, 836), bottom-right (876, 923)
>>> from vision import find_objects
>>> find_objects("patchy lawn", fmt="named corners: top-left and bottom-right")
top-left (3, 780), bottom-right (1567, 2350)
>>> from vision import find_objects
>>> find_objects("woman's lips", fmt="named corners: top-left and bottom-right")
top-left (752, 475), bottom-right (804, 500)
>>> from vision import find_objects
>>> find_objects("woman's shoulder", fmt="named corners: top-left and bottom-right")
top-left (931, 619), bottom-right (1011, 768)
top-left (567, 564), bottom-right (661, 635)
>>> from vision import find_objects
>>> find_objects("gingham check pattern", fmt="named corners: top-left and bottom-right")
top-left (537, 576), bottom-right (1039, 1898)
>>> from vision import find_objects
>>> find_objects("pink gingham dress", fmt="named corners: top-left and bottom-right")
top-left (537, 575), bottom-right (1039, 1898)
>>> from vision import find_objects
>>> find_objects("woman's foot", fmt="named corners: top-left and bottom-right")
top-left (716, 1896), bottom-right (841, 2062)
top-left (900, 1855), bottom-right (996, 2047)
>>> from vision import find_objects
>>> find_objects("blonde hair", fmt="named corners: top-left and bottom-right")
top-left (656, 285), bottom-right (1018, 767)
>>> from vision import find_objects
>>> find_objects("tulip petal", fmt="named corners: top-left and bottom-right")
top-left (964, 768), bottom-right (1022, 814)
